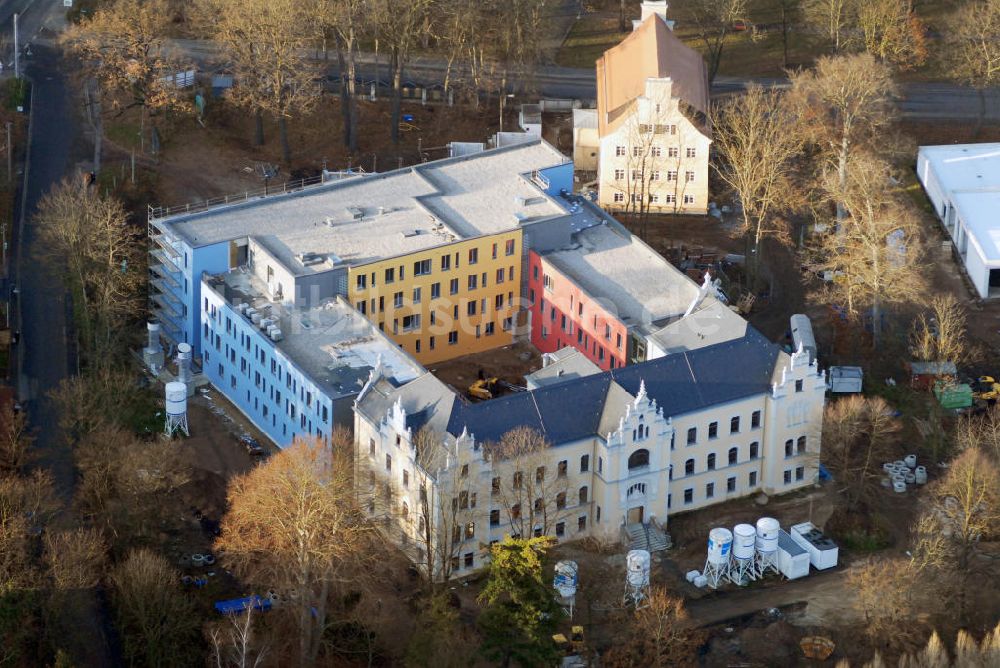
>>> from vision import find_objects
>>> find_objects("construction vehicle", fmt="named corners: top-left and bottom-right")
top-left (467, 378), bottom-right (526, 401)
top-left (972, 376), bottom-right (1000, 404)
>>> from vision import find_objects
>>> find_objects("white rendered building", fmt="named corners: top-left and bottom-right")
top-left (354, 326), bottom-right (826, 579)
top-left (917, 143), bottom-right (1000, 299)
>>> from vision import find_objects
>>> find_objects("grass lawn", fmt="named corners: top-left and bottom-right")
top-left (556, 15), bottom-right (626, 69)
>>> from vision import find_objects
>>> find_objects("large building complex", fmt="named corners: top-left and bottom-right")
top-left (574, 6), bottom-right (712, 215)
top-left (148, 141), bottom-right (573, 365)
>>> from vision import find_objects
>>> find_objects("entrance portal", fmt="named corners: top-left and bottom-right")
top-left (627, 506), bottom-right (644, 524)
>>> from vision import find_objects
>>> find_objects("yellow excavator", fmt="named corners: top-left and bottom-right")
top-left (973, 376), bottom-right (1000, 404)
top-left (468, 377), bottom-right (499, 401)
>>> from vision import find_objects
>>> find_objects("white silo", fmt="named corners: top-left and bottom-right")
top-left (553, 560), bottom-right (578, 618)
top-left (754, 517), bottom-right (780, 575)
top-left (702, 528), bottom-right (733, 589)
top-left (729, 523), bottom-right (758, 585)
top-left (624, 549), bottom-right (651, 608)
top-left (164, 381), bottom-right (189, 437)
top-left (175, 342), bottom-right (194, 397)
top-left (143, 320), bottom-right (164, 371)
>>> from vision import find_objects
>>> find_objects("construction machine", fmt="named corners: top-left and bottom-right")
top-left (972, 376), bottom-right (1000, 404)
top-left (468, 377), bottom-right (499, 400)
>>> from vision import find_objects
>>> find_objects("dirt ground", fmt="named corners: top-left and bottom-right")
top-left (427, 340), bottom-right (543, 398)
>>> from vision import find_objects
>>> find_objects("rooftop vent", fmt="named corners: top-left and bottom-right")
top-left (402, 229), bottom-right (423, 238)
top-left (512, 212), bottom-right (528, 224)
top-left (346, 206), bottom-right (364, 220)
top-left (514, 195), bottom-right (527, 206)
top-left (297, 252), bottom-right (326, 267)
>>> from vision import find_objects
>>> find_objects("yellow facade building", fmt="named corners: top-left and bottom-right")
top-left (348, 231), bottom-right (522, 364)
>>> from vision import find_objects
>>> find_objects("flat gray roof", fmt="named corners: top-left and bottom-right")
top-left (156, 141), bottom-right (570, 272)
top-left (205, 270), bottom-right (422, 398)
top-left (541, 220), bottom-right (700, 327)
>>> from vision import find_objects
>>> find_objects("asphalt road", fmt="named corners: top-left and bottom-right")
top-left (179, 39), bottom-right (1000, 121)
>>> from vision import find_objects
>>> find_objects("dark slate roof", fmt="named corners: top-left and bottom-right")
top-left (446, 327), bottom-right (779, 446)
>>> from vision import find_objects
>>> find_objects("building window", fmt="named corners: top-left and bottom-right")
top-left (751, 410), bottom-right (761, 429)
top-left (668, 147), bottom-right (679, 158)
top-left (615, 145), bottom-right (626, 156)
top-left (385, 267), bottom-right (395, 284)
top-left (650, 170), bottom-right (660, 181)
top-left (369, 438), bottom-right (375, 456)
top-left (613, 192), bottom-right (624, 203)
top-left (650, 146), bottom-right (662, 157)
top-left (686, 147), bottom-right (696, 158)
top-left (556, 521), bottom-right (565, 537)
top-left (667, 170), bottom-right (677, 181)
top-left (685, 170), bottom-right (695, 182)
top-left (468, 248), bottom-right (478, 265)
top-left (728, 447), bottom-right (738, 466)
top-left (784, 470), bottom-right (792, 485)
top-left (580, 454), bottom-right (590, 472)
top-left (631, 169), bottom-right (642, 180)
top-left (450, 278), bottom-right (459, 295)
top-left (749, 471), bottom-right (758, 487)
top-left (401, 314), bottom-right (421, 331)
top-left (505, 239), bottom-right (516, 255)
top-left (632, 146), bottom-right (642, 157)
top-left (356, 274), bottom-right (366, 290)
top-left (684, 488), bottom-right (693, 504)
top-left (491, 477), bottom-right (500, 495)
top-left (441, 255), bottom-right (451, 271)
top-left (578, 515), bottom-right (587, 532)
top-left (598, 457), bottom-right (603, 473)
top-left (731, 416), bottom-right (740, 433)
top-left (467, 301), bottom-right (477, 316)
top-left (513, 471), bottom-right (523, 489)
top-left (464, 552), bottom-right (474, 568)
top-left (535, 466), bottom-right (546, 483)
top-left (557, 460), bottom-right (568, 477)
top-left (797, 436), bottom-right (807, 454)
top-left (665, 194), bottom-right (676, 204)
top-left (628, 449), bottom-right (649, 470)
top-left (393, 292), bottom-right (403, 308)
top-left (687, 427), bottom-right (697, 445)
top-left (385, 454), bottom-right (392, 471)
top-left (796, 466), bottom-right (805, 481)
top-left (683, 194), bottom-right (695, 204)
top-left (448, 331), bottom-right (458, 345)
top-left (750, 442), bottom-right (759, 459)
top-left (414, 259), bottom-right (431, 276)
top-left (468, 275), bottom-right (478, 290)
top-left (706, 482), bottom-right (714, 499)
top-left (412, 287), bottom-right (422, 304)
top-left (785, 439), bottom-right (794, 458)
top-left (490, 509), bottom-right (500, 526)
top-left (795, 379), bottom-right (804, 392)
top-left (685, 458), bottom-right (694, 475)
top-left (708, 422), bottom-right (718, 439)
top-left (556, 492), bottom-right (566, 509)
top-left (707, 453), bottom-right (716, 470)
top-left (727, 476), bottom-right (736, 493)
top-left (614, 168), bottom-right (624, 180)
top-left (579, 486), bottom-right (588, 504)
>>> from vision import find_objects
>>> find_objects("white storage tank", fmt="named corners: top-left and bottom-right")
top-left (707, 528), bottom-right (733, 565)
top-left (165, 382), bottom-right (187, 415)
top-left (755, 517), bottom-right (780, 553)
top-left (732, 524), bottom-right (756, 561)
top-left (626, 550), bottom-right (651, 587)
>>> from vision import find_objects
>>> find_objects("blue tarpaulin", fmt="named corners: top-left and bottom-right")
top-left (214, 595), bottom-right (272, 616)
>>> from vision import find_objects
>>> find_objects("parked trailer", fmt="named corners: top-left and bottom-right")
top-left (790, 314), bottom-right (817, 364)
top-left (789, 522), bottom-right (839, 570)
top-left (776, 530), bottom-right (810, 580)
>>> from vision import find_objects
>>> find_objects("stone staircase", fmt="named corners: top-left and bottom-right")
top-left (624, 522), bottom-right (672, 553)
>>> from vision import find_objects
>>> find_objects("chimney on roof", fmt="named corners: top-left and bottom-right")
top-left (635, 1), bottom-right (672, 30)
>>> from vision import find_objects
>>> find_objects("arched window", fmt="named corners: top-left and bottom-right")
top-left (707, 453), bottom-right (716, 470)
top-left (628, 449), bottom-right (650, 470)
top-left (797, 436), bottom-right (807, 454)
top-left (728, 447), bottom-right (739, 466)
top-left (685, 458), bottom-right (695, 475)
top-left (627, 482), bottom-right (647, 498)
top-left (784, 439), bottom-right (794, 457)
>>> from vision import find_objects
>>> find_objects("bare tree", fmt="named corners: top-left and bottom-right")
top-left (604, 587), bottom-right (700, 667)
top-left (944, 0), bottom-right (1000, 135)
top-left (43, 527), bottom-right (106, 591)
top-left (216, 433), bottom-right (371, 667)
top-left (788, 53), bottom-right (897, 223)
top-left (484, 427), bottom-right (570, 541)
top-left (911, 447), bottom-right (1000, 625)
top-left (0, 403), bottom-right (32, 474)
top-left (311, 0), bottom-right (369, 153)
top-left (684, 0), bottom-right (749, 83)
top-left (855, 0), bottom-right (928, 71)
top-left (208, 605), bottom-right (269, 668)
top-left (847, 558), bottom-right (919, 652)
top-left (33, 178), bottom-right (145, 363)
top-left (195, 0), bottom-right (321, 162)
top-left (62, 0), bottom-right (190, 148)
top-left (802, 0), bottom-right (851, 51)
top-left (822, 395), bottom-right (900, 511)
top-left (909, 294), bottom-right (968, 367)
top-left (814, 153), bottom-right (926, 346)
top-left (110, 549), bottom-right (200, 667)
top-left (371, 0), bottom-right (433, 145)
top-left (955, 406), bottom-right (1000, 462)
top-left (712, 84), bottom-right (801, 283)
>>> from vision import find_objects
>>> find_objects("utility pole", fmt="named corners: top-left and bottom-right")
top-left (12, 13), bottom-right (18, 80)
